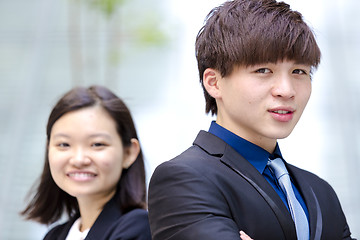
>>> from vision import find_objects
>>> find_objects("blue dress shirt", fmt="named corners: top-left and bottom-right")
top-left (208, 121), bottom-right (309, 220)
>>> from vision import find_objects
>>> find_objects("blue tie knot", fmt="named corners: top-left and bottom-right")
top-left (267, 158), bottom-right (288, 180)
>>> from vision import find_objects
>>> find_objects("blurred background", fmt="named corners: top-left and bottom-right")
top-left (0, 0), bottom-right (359, 239)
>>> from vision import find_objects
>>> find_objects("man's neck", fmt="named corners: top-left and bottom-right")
top-left (215, 120), bottom-right (277, 153)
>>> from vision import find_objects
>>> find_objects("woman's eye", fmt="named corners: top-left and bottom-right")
top-left (92, 142), bottom-right (106, 147)
top-left (58, 143), bottom-right (70, 148)
top-left (256, 68), bottom-right (271, 74)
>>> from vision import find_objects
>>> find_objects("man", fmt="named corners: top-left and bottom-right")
top-left (148, 0), bottom-right (355, 239)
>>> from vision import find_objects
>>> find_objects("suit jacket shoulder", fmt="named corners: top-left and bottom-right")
top-left (148, 130), bottom-right (355, 240)
top-left (43, 199), bottom-right (151, 240)
top-left (149, 131), bottom-right (296, 240)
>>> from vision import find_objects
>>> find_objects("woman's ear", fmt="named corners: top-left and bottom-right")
top-left (203, 68), bottom-right (222, 99)
top-left (122, 138), bottom-right (140, 169)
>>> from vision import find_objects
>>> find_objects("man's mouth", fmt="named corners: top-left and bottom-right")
top-left (271, 110), bottom-right (292, 114)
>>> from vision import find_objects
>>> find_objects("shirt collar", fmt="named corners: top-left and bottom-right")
top-left (67, 218), bottom-right (90, 239)
top-left (208, 121), bottom-right (283, 174)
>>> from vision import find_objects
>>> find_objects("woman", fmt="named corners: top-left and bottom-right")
top-left (21, 85), bottom-right (151, 240)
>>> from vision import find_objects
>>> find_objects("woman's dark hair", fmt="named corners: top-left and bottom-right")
top-left (21, 85), bottom-right (146, 224)
top-left (195, 0), bottom-right (321, 115)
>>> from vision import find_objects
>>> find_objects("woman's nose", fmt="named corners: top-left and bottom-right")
top-left (69, 147), bottom-right (91, 167)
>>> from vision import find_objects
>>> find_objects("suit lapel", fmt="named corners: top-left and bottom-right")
top-left (47, 214), bottom-right (79, 240)
top-left (85, 198), bottom-right (122, 240)
top-left (287, 165), bottom-right (323, 240)
top-left (221, 145), bottom-right (297, 240)
top-left (58, 217), bottom-right (78, 240)
top-left (194, 131), bottom-right (297, 240)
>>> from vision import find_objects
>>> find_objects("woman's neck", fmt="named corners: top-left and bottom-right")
top-left (76, 192), bottom-right (115, 231)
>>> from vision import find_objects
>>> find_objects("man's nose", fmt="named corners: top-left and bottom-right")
top-left (271, 74), bottom-right (295, 99)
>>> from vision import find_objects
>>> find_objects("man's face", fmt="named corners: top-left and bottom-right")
top-left (214, 60), bottom-right (312, 152)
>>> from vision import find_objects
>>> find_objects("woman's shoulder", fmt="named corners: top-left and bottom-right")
top-left (123, 208), bottom-right (149, 219)
top-left (115, 208), bottom-right (150, 230)
top-left (108, 208), bottom-right (151, 239)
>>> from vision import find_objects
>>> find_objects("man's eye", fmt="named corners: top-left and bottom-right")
top-left (256, 68), bottom-right (271, 74)
top-left (293, 69), bottom-right (307, 75)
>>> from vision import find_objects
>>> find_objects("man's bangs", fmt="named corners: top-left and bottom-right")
top-left (238, 24), bottom-right (321, 68)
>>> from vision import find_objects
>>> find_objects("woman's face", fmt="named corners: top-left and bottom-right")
top-left (48, 106), bottom-right (130, 202)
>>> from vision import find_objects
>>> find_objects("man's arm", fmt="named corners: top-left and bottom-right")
top-left (342, 220), bottom-right (357, 240)
top-left (148, 160), bottom-right (240, 240)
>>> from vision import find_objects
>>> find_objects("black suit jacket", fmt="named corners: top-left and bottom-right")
top-left (43, 198), bottom-right (151, 240)
top-left (148, 131), bottom-right (355, 240)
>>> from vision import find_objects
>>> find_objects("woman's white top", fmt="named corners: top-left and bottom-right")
top-left (65, 218), bottom-right (90, 240)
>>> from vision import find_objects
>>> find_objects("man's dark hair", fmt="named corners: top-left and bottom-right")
top-left (196, 0), bottom-right (321, 115)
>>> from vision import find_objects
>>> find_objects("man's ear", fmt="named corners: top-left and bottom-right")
top-left (122, 138), bottom-right (140, 169)
top-left (203, 68), bottom-right (222, 99)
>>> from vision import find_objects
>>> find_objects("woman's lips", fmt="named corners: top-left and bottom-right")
top-left (67, 171), bottom-right (97, 181)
